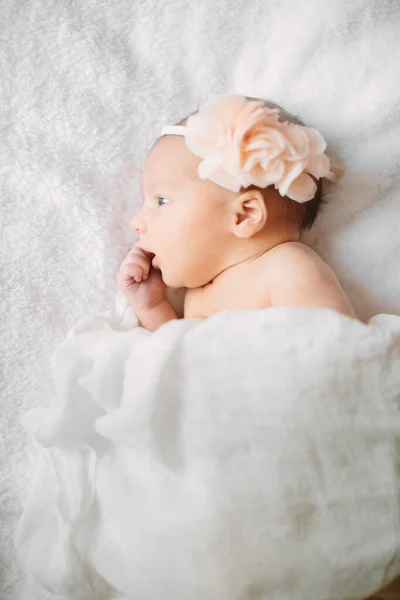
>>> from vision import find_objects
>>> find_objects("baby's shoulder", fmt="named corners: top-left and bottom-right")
top-left (262, 242), bottom-right (333, 283)
top-left (261, 242), bottom-right (357, 318)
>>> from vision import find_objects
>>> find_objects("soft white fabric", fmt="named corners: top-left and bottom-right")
top-left (2, 0), bottom-right (400, 598)
top-left (15, 293), bottom-right (400, 600)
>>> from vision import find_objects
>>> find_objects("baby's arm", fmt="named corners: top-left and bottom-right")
top-left (136, 299), bottom-right (178, 332)
top-left (117, 243), bottom-right (178, 332)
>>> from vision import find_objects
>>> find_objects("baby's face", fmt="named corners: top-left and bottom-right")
top-left (131, 135), bottom-right (232, 288)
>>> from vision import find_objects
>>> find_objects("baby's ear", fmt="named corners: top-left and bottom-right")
top-left (231, 189), bottom-right (267, 238)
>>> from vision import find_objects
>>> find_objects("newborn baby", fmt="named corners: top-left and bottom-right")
top-left (117, 95), bottom-right (356, 331)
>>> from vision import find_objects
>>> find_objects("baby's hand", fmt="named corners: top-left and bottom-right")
top-left (116, 243), bottom-right (165, 313)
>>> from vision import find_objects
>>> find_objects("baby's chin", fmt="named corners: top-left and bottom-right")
top-left (161, 269), bottom-right (202, 289)
top-left (160, 262), bottom-right (214, 289)
top-left (159, 270), bottom-right (184, 289)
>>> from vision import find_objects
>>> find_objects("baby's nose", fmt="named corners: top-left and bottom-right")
top-left (130, 212), bottom-right (147, 234)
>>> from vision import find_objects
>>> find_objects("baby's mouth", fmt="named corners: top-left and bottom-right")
top-left (138, 245), bottom-right (160, 269)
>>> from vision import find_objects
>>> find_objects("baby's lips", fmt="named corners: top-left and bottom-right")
top-left (134, 242), bottom-right (155, 258)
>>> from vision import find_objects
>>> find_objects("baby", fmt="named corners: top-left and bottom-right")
top-left (117, 94), bottom-right (356, 331)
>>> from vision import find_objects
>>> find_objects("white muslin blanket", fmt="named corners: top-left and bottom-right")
top-left (15, 294), bottom-right (400, 600)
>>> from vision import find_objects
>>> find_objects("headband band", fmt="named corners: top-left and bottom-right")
top-left (161, 125), bottom-right (187, 136)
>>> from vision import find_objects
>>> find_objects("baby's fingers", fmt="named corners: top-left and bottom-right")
top-left (129, 264), bottom-right (145, 283)
top-left (116, 263), bottom-right (141, 287)
top-left (129, 243), bottom-right (153, 261)
top-left (124, 254), bottom-right (150, 279)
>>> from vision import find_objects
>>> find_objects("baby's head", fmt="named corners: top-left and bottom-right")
top-left (131, 95), bottom-right (340, 288)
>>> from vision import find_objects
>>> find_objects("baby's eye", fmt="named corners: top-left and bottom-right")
top-left (157, 197), bottom-right (169, 207)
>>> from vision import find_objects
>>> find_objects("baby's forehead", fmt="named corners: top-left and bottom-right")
top-left (143, 135), bottom-right (201, 190)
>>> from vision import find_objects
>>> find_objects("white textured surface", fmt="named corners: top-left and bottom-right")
top-left (1, 0), bottom-right (400, 598)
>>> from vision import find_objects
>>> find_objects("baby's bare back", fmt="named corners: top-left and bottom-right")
top-left (184, 242), bottom-right (357, 320)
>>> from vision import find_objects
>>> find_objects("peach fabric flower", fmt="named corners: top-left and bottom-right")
top-left (176, 95), bottom-right (343, 203)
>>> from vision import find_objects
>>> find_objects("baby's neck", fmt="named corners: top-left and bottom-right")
top-left (212, 226), bottom-right (300, 283)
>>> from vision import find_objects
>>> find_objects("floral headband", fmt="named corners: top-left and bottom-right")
top-left (160, 94), bottom-right (344, 203)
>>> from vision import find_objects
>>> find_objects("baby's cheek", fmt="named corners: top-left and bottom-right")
top-left (170, 257), bottom-right (197, 288)
top-left (160, 253), bottom-right (186, 287)
top-left (163, 271), bottom-right (186, 289)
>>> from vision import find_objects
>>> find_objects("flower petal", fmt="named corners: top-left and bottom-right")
top-left (197, 153), bottom-right (224, 180)
top-left (282, 127), bottom-right (309, 161)
top-left (202, 164), bottom-right (241, 192)
top-left (306, 154), bottom-right (331, 179)
top-left (325, 164), bottom-right (345, 183)
top-left (286, 173), bottom-right (317, 203)
top-left (306, 128), bottom-right (327, 154)
top-left (276, 160), bottom-right (309, 197)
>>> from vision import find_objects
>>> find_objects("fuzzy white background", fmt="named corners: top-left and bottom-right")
top-left (1, 0), bottom-right (399, 598)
